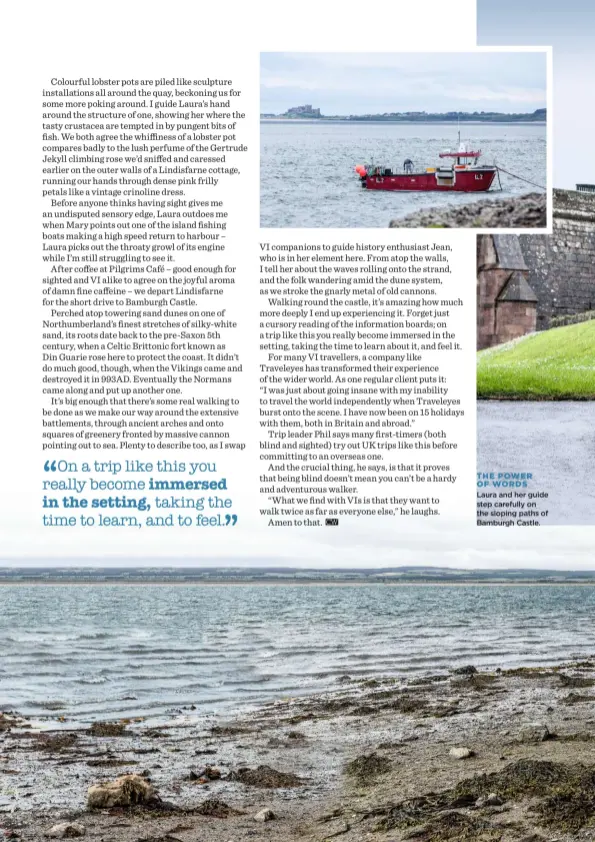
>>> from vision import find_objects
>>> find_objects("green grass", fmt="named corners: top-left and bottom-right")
top-left (477, 320), bottom-right (595, 399)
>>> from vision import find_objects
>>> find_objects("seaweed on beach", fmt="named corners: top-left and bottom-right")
top-left (87, 757), bottom-right (138, 767)
top-left (366, 687), bottom-right (403, 702)
top-left (109, 798), bottom-right (186, 818)
top-left (409, 674), bottom-right (449, 686)
top-left (455, 760), bottom-right (568, 799)
top-left (137, 837), bottom-right (186, 842)
top-left (558, 672), bottom-right (595, 688)
top-left (387, 693), bottom-right (430, 714)
top-left (89, 721), bottom-right (128, 737)
top-left (299, 696), bottom-right (354, 715)
top-left (502, 667), bottom-right (558, 679)
top-left (227, 764), bottom-right (304, 788)
top-left (454, 673), bottom-right (500, 692)
top-left (374, 759), bottom-right (595, 834)
top-left (533, 766), bottom-right (595, 831)
top-left (194, 797), bottom-right (241, 817)
top-left (375, 794), bottom-right (473, 831)
top-left (286, 729), bottom-right (306, 740)
top-left (36, 732), bottom-right (79, 752)
top-left (286, 712), bottom-right (316, 724)
top-left (349, 692), bottom-right (430, 718)
top-left (396, 811), bottom-right (502, 841)
top-left (344, 753), bottom-right (391, 782)
top-left (561, 691), bottom-right (595, 705)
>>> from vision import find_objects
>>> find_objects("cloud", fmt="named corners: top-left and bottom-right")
top-left (5, 513), bottom-right (595, 570)
top-left (260, 52), bottom-right (547, 115)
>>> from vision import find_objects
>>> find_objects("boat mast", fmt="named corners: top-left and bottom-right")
top-left (456, 116), bottom-right (461, 166)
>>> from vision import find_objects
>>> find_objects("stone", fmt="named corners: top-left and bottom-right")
top-left (390, 192), bottom-right (546, 230)
top-left (45, 824), bottom-right (86, 838)
top-left (87, 774), bottom-right (155, 809)
top-left (254, 808), bottom-right (276, 822)
top-left (475, 792), bottom-right (503, 807)
top-left (189, 765), bottom-right (221, 782)
top-left (519, 724), bottom-right (552, 743)
top-left (449, 747), bottom-right (474, 759)
top-left (452, 665), bottom-right (477, 675)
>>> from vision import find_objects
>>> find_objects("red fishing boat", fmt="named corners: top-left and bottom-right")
top-left (355, 134), bottom-right (497, 192)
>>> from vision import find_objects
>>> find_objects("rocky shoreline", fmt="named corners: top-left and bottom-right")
top-left (389, 191), bottom-right (547, 228)
top-left (2, 661), bottom-right (595, 840)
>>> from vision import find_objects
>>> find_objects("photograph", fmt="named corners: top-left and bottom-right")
top-left (476, 218), bottom-right (595, 524)
top-left (260, 51), bottom-right (548, 229)
top-left (477, 0), bottom-right (595, 525)
top-left (5, 1), bottom-right (595, 841)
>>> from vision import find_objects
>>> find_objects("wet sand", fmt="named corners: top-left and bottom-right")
top-left (2, 662), bottom-right (595, 840)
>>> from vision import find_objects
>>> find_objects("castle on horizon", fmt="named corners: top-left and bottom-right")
top-left (283, 104), bottom-right (321, 117)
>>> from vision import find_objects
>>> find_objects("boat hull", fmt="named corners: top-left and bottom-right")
top-left (362, 168), bottom-right (496, 192)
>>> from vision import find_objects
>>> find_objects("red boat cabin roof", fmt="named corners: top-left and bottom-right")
top-left (439, 150), bottom-right (481, 158)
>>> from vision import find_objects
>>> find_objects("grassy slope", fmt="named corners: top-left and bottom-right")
top-left (477, 320), bottom-right (595, 399)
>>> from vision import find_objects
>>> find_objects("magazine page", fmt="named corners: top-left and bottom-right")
top-left (2, 2), bottom-right (592, 841)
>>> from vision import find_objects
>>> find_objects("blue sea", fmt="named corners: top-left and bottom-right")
top-left (0, 584), bottom-right (593, 723)
top-left (260, 121), bottom-right (547, 227)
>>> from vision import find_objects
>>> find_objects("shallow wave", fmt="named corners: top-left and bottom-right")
top-left (3, 583), bottom-right (595, 720)
top-left (73, 676), bottom-right (109, 685)
top-left (78, 633), bottom-right (113, 641)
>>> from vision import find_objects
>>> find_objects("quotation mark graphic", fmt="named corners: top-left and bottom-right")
top-left (44, 461), bottom-right (58, 472)
top-left (225, 514), bottom-right (238, 526)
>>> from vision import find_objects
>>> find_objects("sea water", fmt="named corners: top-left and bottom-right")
top-left (260, 121), bottom-right (546, 228)
top-left (0, 583), bottom-right (593, 722)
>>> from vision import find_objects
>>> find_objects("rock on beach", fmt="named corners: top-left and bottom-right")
top-left (449, 747), bottom-right (474, 759)
top-left (87, 774), bottom-right (155, 809)
top-left (389, 192), bottom-right (546, 228)
top-left (45, 823), bottom-right (86, 838)
top-left (519, 723), bottom-right (553, 743)
top-left (254, 808), bottom-right (276, 822)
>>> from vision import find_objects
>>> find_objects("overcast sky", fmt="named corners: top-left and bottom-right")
top-left (477, 0), bottom-right (592, 188)
top-left (260, 52), bottom-right (547, 116)
top-left (5, 515), bottom-right (595, 570)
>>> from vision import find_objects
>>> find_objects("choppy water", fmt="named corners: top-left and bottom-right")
top-left (477, 402), bottom-right (595, 524)
top-left (1, 583), bottom-right (594, 723)
top-left (260, 121), bottom-right (546, 227)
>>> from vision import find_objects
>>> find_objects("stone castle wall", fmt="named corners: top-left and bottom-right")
top-left (476, 235), bottom-right (537, 350)
top-left (519, 188), bottom-right (595, 329)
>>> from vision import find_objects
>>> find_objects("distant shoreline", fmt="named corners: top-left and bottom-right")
top-left (0, 580), bottom-right (594, 587)
top-left (260, 118), bottom-right (547, 125)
